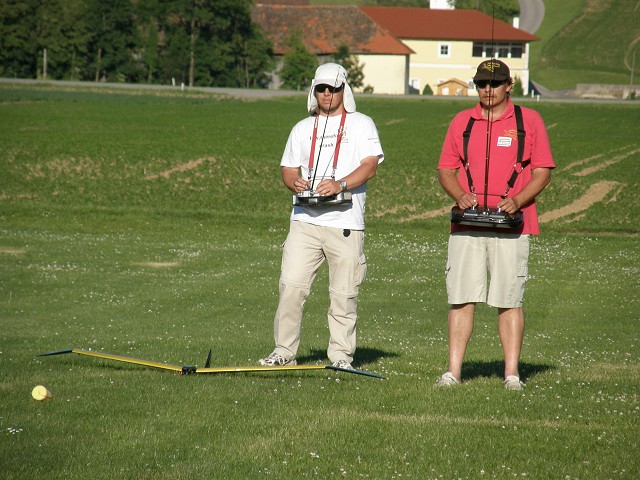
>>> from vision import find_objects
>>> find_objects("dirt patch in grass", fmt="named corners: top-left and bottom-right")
top-left (0, 246), bottom-right (26, 255)
top-left (25, 157), bottom-right (102, 180)
top-left (399, 205), bottom-right (451, 222)
top-left (135, 261), bottom-right (180, 268)
top-left (145, 157), bottom-right (215, 180)
top-left (571, 148), bottom-right (640, 177)
top-left (539, 180), bottom-right (621, 223)
top-left (560, 145), bottom-right (637, 174)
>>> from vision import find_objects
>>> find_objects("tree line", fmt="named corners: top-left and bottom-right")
top-left (0, 0), bottom-right (518, 89)
top-left (0, 0), bottom-right (274, 88)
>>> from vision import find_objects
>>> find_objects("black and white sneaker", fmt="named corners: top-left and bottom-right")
top-left (332, 359), bottom-right (354, 370)
top-left (258, 352), bottom-right (296, 366)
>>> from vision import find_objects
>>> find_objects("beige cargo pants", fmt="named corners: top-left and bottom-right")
top-left (272, 220), bottom-right (367, 364)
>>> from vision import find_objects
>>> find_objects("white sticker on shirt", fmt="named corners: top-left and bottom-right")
top-left (497, 136), bottom-right (512, 147)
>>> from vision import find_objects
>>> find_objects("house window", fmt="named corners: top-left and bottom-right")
top-left (438, 43), bottom-right (451, 58)
top-left (472, 42), bottom-right (524, 59)
top-left (511, 45), bottom-right (523, 58)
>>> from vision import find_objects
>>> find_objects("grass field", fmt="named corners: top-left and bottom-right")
top-left (1, 84), bottom-right (638, 479)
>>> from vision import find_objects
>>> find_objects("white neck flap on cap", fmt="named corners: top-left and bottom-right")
top-left (307, 63), bottom-right (357, 114)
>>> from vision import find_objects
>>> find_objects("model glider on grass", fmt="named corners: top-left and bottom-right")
top-left (37, 348), bottom-right (386, 379)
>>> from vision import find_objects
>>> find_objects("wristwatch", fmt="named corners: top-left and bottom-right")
top-left (339, 180), bottom-right (348, 192)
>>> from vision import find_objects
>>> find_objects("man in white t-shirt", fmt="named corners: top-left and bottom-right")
top-left (259, 63), bottom-right (384, 370)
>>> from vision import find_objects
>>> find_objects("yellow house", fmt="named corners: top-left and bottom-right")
top-left (360, 6), bottom-right (539, 95)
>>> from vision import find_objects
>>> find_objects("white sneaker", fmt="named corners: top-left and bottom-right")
top-left (332, 360), bottom-right (353, 370)
top-left (435, 372), bottom-right (460, 386)
top-left (504, 375), bottom-right (525, 391)
top-left (258, 352), bottom-right (296, 366)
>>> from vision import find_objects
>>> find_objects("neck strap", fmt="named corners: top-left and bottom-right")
top-left (308, 110), bottom-right (347, 181)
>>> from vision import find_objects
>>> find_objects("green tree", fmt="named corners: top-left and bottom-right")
top-left (280, 29), bottom-right (317, 91)
top-left (157, 1), bottom-right (191, 85)
top-left (332, 44), bottom-right (364, 90)
top-left (185, 0), bottom-right (214, 87)
top-left (157, 0), bottom-right (273, 88)
top-left (0, 0), bottom-right (38, 78)
top-left (450, 0), bottom-right (519, 25)
top-left (134, 0), bottom-right (162, 83)
top-left (85, 0), bottom-right (141, 82)
top-left (34, 0), bottom-right (93, 80)
top-left (235, 29), bottom-right (274, 88)
top-left (511, 76), bottom-right (523, 97)
top-left (204, 0), bottom-right (273, 88)
top-left (0, 0), bottom-right (273, 87)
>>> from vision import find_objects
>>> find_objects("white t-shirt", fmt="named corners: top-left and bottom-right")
top-left (281, 111), bottom-right (384, 230)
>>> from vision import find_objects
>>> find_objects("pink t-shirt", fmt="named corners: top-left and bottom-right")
top-left (438, 99), bottom-right (555, 235)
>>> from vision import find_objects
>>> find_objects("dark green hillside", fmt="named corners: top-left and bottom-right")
top-left (532, 0), bottom-right (640, 89)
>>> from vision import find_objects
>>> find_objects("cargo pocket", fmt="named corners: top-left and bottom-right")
top-left (509, 258), bottom-right (529, 307)
top-left (515, 235), bottom-right (530, 298)
top-left (516, 259), bottom-right (528, 287)
top-left (444, 259), bottom-right (452, 300)
top-left (355, 253), bottom-right (367, 286)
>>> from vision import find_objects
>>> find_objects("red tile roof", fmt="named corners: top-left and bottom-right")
top-left (252, 5), bottom-right (413, 56)
top-left (359, 7), bottom-right (539, 42)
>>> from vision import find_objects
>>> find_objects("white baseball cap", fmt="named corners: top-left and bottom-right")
top-left (307, 63), bottom-right (356, 114)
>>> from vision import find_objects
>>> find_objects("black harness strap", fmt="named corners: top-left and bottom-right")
top-left (461, 116), bottom-right (476, 193)
top-left (505, 105), bottom-right (530, 195)
top-left (461, 105), bottom-right (530, 198)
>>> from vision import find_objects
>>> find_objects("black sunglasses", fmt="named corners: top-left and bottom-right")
top-left (475, 79), bottom-right (507, 89)
top-left (314, 83), bottom-right (344, 94)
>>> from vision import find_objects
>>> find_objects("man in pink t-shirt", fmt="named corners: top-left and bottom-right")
top-left (435, 59), bottom-right (555, 391)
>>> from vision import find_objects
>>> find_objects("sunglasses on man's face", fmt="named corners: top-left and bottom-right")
top-left (314, 83), bottom-right (344, 94)
top-left (475, 80), bottom-right (507, 89)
